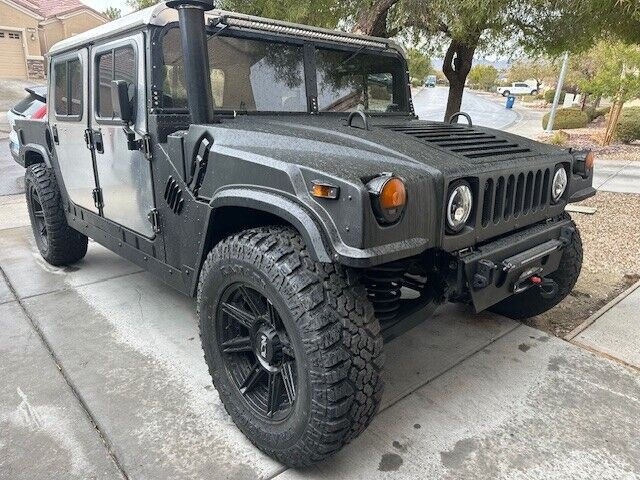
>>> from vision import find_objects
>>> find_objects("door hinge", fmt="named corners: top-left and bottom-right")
top-left (141, 134), bottom-right (152, 161)
top-left (147, 208), bottom-right (160, 234)
top-left (123, 128), bottom-right (152, 161)
top-left (84, 129), bottom-right (94, 150)
top-left (92, 188), bottom-right (103, 209)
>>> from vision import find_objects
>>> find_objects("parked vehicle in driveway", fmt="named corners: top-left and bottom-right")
top-left (13, 0), bottom-right (595, 468)
top-left (424, 74), bottom-right (437, 87)
top-left (497, 82), bottom-right (538, 96)
top-left (7, 86), bottom-right (46, 161)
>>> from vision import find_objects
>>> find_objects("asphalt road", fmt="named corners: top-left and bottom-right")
top-left (413, 86), bottom-right (520, 129)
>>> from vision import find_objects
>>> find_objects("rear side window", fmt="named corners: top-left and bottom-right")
top-left (96, 46), bottom-right (136, 120)
top-left (12, 94), bottom-right (37, 115)
top-left (53, 57), bottom-right (83, 119)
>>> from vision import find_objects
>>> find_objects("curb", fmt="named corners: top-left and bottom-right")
top-left (564, 279), bottom-right (640, 341)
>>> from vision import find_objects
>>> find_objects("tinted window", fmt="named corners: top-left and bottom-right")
top-left (53, 58), bottom-right (83, 118)
top-left (316, 48), bottom-right (406, 112)
top-left (13, 94), bottom-right (38, 116)
top-left (96, 46), bottom-right (136, 120)
top-left (69, 59), bottom-right (82, 116)
top-left (54, 61), bottom-right (68, 115)
top-left (162, 28), bottom-right (306, 112)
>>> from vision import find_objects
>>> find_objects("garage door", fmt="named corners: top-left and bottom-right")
top-left (0, 30), bottom-right (27, 79)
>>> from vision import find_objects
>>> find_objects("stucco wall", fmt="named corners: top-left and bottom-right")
top-left (0, 2), bottom-right (42, 56)
top-left (42, 11), bottom-right (106, 52)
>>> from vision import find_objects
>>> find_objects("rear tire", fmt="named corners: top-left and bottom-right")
top-left (489, 217), bottom-right (583, 319)
top-left (502, 90), bottom-right (510, 97)
top-left (197, 226), bottom-right (383, 467)
top-left (25, 164), bottom-right (88, 266)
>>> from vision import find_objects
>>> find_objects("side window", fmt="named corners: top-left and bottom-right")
top-left (53, 57), bottom-right (83, 119)
top-left (96, 45), bottom-right (136, 121)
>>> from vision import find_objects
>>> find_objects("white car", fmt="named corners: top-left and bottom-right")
top-left (7, 86), bottom-right (47, 161)
top-left (497, 82), bottom-right (538, 96)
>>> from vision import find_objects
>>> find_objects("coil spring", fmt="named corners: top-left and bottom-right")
top-left (362, 263), bottom-right (406, 322)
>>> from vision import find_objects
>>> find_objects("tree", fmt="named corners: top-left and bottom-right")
top-left (507, 59), bottom-right (556, 92)
top-left (103, 7), bottom-right (121, 20)
top-left (353, 0), bottom-right (402, 37)
top-left (467, 64), bottom-right (498, 91)
top-left (579, 41), bottom-right (640, 145)
top-left (126, 0), bottom-right (160, 10)
top-left (406, 48), bottom-right (432, 84)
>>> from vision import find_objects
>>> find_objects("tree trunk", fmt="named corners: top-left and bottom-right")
top-left (602, 100), bottom-right (623, 146)
top-left (442, 39), bottom-right (477, 122)
top-left (353, 0), bottom-right (400, 37)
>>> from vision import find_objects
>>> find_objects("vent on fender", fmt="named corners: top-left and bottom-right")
top-left (164, 176), bottom-right (184, 214)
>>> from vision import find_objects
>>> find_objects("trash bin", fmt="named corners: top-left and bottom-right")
top-left (505, 95), bottom-right (515, 109)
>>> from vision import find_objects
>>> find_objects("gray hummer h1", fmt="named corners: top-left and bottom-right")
top-left (14, 0), bottom-right (595, 467)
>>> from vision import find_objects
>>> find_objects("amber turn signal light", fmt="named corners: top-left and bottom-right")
top-left (311, 181), bottom-right (340, 199)
top-left (379, 177), bottom-right (407, 209)
top-left (584, 151), bottom-right (594, 171)
top-left (367, 175), bottom-right (407, 225)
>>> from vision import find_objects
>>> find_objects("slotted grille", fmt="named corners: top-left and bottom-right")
top-left (164, 176), bottom-right (184, 214)
top-left (480, 168), bottom-right (552, 227)
top-left (378, 123), bottom-right (531, 159)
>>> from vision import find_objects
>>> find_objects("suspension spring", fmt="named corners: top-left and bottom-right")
top-left (362, 262), bottom-right (407, 322)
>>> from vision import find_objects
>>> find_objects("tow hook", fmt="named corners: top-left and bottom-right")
top-left (532, 275), bottom-right (559, 299)
top-left (513, 269), bottom-right (558, 298)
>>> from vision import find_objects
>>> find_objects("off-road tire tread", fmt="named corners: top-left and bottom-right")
top-left (490, 215), bottom-right (583, 319)
top-left (25, 164), bottom-right (88, 266)
top-left (197, 226), bottom-right (383, 467)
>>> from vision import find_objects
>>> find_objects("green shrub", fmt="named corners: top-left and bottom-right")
top-left (550, 130), bottom-right (570, 145)
top-left (615, 107), bottom-right (640, 143)
top-left (542, 108), bottom-right (588, 130)
top-left (584, 105), bottom-right (611, 122)
top-left (544, 89), bottom-right (566, 104)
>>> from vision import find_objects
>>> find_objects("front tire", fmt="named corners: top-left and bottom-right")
top-left (490, 218), bottom-right (583, 319)
top-left (25, 164), bottom-right (88, 266)
top-left (197, 227), bottom-right (383, 467)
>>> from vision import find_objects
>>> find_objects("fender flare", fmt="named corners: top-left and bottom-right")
top-left (210, 188), bottom-right (333, 263)
top-left (20, 144), bottom-right (52, 168)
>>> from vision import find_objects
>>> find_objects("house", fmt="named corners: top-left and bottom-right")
top-left (0, 0), bottom-right (107, 80)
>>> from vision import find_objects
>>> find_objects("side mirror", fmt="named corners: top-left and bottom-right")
top-left (111, 80), bottom-right (133, 124)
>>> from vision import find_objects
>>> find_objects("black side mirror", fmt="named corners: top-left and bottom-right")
top-left (111, 79), bottom-right (133, 124)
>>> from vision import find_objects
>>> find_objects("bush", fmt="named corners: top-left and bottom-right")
top-left (550, 130), bottom-right (570, 145)
top-left (542, 108), bottom-right (588, 130)
top-left (615, 107), bottom-right (640, 143)
top-left (544, 89), bottom-right (566, 104)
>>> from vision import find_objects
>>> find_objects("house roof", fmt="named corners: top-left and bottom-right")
top-left (11, 0), bottom-right (105, 19)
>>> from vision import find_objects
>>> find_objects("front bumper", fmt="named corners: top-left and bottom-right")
top-left (457, 217), bottom-right (574, 312)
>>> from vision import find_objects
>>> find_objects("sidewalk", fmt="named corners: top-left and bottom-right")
top-left (1, 195), bottom-right (638, 479)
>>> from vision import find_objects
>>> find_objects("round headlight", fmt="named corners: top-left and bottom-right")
top-left (446, 181), bottom-right (473, 233)
top-left (367, 175), bottom-right (407, 224)
top-left (552, 167), bottom-right (567, 203)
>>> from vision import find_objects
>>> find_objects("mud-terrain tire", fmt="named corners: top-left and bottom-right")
top-left (197, 226), bottom-right (383, 467)
top-left (25, 164), bottom-right (88, 266)
top-left (489, 217), bottom-right (583, 320)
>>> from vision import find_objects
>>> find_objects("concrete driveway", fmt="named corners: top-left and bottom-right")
top-left (1, 195), bottom-right (639, 480)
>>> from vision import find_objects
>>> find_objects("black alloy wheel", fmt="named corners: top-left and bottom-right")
top-left (28, 183), bottom-right (48, 250)
top-left (217, 282), bottom-right (297, 421)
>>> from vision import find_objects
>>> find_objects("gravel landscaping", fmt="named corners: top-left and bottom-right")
top-left (526, 191), bottom-right (640, 336)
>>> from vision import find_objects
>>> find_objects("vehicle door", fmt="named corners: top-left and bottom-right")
top-left (50, 49), bottom-right (98, 212)
top-left (90, 34), bottom-right (156, 237)
top-left (515, 83), bottom-right (528, 94)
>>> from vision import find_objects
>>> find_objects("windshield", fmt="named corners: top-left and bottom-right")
top-left (316, 48), bottom-right (407, 112)
top-left (161, 28), bottom-right (409, 114)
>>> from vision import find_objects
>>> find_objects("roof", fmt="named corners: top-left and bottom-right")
top-left (10, 0), bottom-right (105, 19)
top-left (49, 1), bottom-right (403, 56)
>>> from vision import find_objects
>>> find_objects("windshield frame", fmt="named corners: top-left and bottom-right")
top-left (152, 23), bottom-right (413, 117)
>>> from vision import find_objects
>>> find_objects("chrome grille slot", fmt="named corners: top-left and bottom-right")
top-left (480, 168), bottom-right (553, 228)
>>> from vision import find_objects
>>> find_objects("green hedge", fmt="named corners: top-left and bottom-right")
top-left (584, 106), bottom-right (611, 122)
top-left (542, 108), bottom-right (588, 130)
top-left (544, 89), bottom-right (566, 104)
top-left (615, 107), bottom-right (640, 143)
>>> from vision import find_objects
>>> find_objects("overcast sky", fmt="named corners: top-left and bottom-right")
top-left (81, 0), bottom-right (134, 15)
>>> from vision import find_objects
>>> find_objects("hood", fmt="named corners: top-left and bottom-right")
top-left (209, 114), bottom-right (567, 183)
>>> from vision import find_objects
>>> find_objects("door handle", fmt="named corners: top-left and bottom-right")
top-left (93, 130), bottom-right (104, 154)
top-left (51, 124), bottom-right (59, 144)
